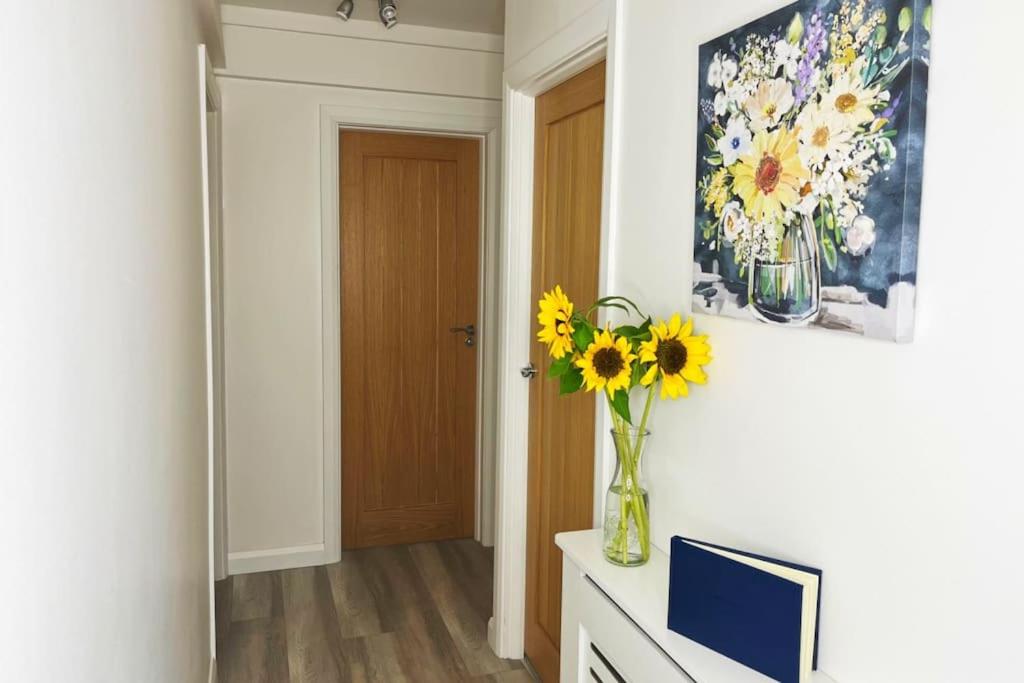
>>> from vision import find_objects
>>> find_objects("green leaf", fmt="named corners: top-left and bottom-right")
top-left (821, 234), bottom-right (838, 272)
top-left (588, 295), bottom-right (645, 318)
top-left (879, 47), bottom-right (894, 64)
top-left (787, 12), bottom-right (804, 44)
top-left (873, 25), bottom-right (888, 48)
top-left (559, 367), bottom-right (584, 395)
top-left (609, 389), bottom-right (632, 424)
top-left (705, 133), bottom-right (718, 152)
top-left (592, 301), bottom-right (630, 316)
top-left (701, 219), bottom-right (717, 241)
top-left (923, 5), bottom-right (932, 32)
top-left (614, 325), bottom-right (642, 338)
top-left (547, 354), bottom-right (573, 378)
top-left (705, 154), bottom-right (724, 167)
top-left (898, 6), bottom-right (913, 32)
top-left (571, 322), bottom-right (595, 353)
top-left (630, 360), bottom-right (645, 389)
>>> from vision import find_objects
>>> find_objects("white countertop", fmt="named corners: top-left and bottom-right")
top-left (555, 529), bottom-right (836, 683)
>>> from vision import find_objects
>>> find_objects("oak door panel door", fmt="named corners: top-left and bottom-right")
top-left (340, 130), bottom-right (480, 550)
top-left (525, 61), bottom-right (606, 683)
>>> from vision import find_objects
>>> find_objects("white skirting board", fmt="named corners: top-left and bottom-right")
top-left (227, 543), bottom-right (329, 575)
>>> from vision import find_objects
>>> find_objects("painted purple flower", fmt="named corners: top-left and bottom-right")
top-left (794, 12), bottom-right (828, 105)
top-left (881, 92), bottom-right (903, 119)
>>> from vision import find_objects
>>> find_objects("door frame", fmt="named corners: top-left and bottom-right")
top-left (319, 100), bottom-right (502, 566)
top-left (198, 43), bottom-right (226, 665)
top-left (490, 0), bottom-right (625, 660)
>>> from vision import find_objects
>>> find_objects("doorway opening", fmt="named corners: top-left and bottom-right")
top-left (216, 117), bottom-right (515, 681)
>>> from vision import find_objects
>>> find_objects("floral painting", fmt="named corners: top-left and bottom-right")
top-left (692, 0), bottom-right (931, 341)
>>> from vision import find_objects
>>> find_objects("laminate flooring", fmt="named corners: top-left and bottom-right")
top-left (215, 539), bottom-right (534, 683)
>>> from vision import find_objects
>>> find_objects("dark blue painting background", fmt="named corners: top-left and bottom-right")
top-left (692, 0), bottom-right (930, 308)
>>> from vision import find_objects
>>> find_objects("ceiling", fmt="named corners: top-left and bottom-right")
top-left (227, 0), bottom-right (505, 35)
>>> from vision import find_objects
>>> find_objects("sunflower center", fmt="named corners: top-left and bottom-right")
top-left (655, 339), bottom-right (688, 375)
top-left (755, 154), bottom-right (782, 194)
top-left (655, 335), bottom-right (688, 374)
top-left (555, 314), bottom-right (570, 335)
top-left (835, 93), bottom-right (858, 113)
top-left (592, 347), bottom-right (625, 379)
top-left (812, 126), bottom-right (830, 147)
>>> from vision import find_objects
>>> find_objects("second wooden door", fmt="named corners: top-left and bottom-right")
top-left (525, 61), bottom-right (606, 682)
top-left (340, 130), bottom-right (480, 550)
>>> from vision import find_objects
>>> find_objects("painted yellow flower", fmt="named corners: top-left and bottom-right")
top-left (639, 314), bottom-right (712, 400)
top-left (731, 127), bottom-right (809, 224)
top-left (576, 328), bottom-right (636, 394)
top-left (703, 167), bottom-right (730, 218)
top-left (537, 286), bottom-right (576, 359)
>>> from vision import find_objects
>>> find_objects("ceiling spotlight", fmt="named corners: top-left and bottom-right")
top-left (335, 0), bottom-right (354, 21)
top-left (378, 0), bottom-right (398, 29)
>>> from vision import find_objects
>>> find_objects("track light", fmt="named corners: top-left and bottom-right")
top-left (335, 0), bottom-right (353, 21)
top-left (378, 0), bottom-right (398, 29)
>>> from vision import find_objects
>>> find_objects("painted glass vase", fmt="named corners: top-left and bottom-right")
top-left (602, 427), bottom-right (651, 567)
top-left (748, 213), bottom-right (821, 325)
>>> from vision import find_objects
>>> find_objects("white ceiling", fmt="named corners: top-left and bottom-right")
top-left (226, 0), bottom-right (505, 35)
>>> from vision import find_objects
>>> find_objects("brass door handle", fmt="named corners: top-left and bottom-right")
top-left (449, 324), bottom-right (475, 347)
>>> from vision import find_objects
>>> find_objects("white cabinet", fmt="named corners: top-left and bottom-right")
top-left (556, 530), bottom-right (837, 683)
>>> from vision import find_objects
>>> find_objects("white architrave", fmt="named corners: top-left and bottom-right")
top-left (316, 97), bottom-right (502, 570)
top-left (490, 0), bottom-right (624, 660)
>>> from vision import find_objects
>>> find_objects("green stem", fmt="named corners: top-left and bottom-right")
top-left (605, 391), bottom-right (652, 563)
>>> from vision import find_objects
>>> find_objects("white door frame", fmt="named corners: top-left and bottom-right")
top-left (489, 0), bottom-right (624, 660)
top-left (319, 97), bottom-right (503, 565)
top-left (199, 43), bottom-right (227, 664)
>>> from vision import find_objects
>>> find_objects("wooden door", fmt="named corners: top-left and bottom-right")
top-left (340, 130), bottom-right (480, 550)
top-left (525, 61), bottom-right (606, 682)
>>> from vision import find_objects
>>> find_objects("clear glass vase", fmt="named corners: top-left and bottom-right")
top-left (748, 213), bottom-right (821, 325)
top-left (603, 427), bottom-right (651, 567)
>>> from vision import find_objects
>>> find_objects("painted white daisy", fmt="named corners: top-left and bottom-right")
top-left (796, 100), bottom-right (854, 168)
top-left (823, 63), bottom-right (880, 128)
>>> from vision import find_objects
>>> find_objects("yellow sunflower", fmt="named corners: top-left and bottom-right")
top-left (639, 314), bottom-right (712, 399)
top-left (576, 328), bottom-right (636, 394)
top-left (537, 285), bottom-right (575, 359)
top-left (731, 127), bottom-right (809, 224)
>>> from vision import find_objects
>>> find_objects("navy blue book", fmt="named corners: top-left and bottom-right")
top-left (667, 536), bottom-right (822, 683)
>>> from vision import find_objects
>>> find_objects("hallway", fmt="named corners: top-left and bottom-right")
top-left (215, 539), bottom-right (531, 682)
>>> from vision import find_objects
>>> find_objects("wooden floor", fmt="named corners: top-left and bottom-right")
top-left (215, 539), bottom-right (533, 683)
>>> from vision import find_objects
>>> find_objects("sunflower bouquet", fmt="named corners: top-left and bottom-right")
top-left (537, 286), bottom-right (712, 566)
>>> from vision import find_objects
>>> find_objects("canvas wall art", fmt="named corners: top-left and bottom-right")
top-left (692, 0), bottom-right (931, 341)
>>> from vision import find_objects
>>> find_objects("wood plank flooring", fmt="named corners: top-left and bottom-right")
top-left (216, 539), bottom-right (533, 683)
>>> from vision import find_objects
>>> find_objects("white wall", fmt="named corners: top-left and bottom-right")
top-left (504, 0), bottom-right (599, 67)
top-left (506, 1), bottom-right (1024, 681)
top-left (1, 2), bottom-right (218, 681)
top-left (218, 6), bottom-right (502, 566)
